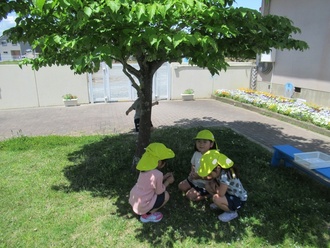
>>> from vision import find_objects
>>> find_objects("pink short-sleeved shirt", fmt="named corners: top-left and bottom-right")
top-left (129, 169), bottom-right (166, 215)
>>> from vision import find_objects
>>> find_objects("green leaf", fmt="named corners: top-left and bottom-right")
top-left (208, 38), bottom-right (218, 52)
top-left (173, 33), bottom-right (184, 48)
top-left (148, 34), bottom-right (161, 50)
top-left (193, 32), bottom-right (202, 42)
top-left (157, 4), bottom-right (166, 19)
top-left (195, 1), bottom-right (206, 11)
top-left (84, 6), bottom-right (92, 17)
top-left (186, 0), bottom-right (195, 7)
top-left (136, 4), bottom-right (146, 19)
top-left (53, 35), bottom-right (62, 44)
top-left (35, 0), bottom-right (46, 11)
top-left (149, 34), bottom-right (159, 46)
top-left (58, 0), bottom-right (71, 8)
top-left (107, 0), bottom-right (121, 13)
top-left (147, 4), bottom-right (156, 21)
top-left (186, 35), bottom-right (197, 46)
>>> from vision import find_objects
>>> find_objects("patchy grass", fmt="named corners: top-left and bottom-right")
top-left (0, 127), bottom-right (329, 247)
top-left (0, 61), bottom-right (20, 65)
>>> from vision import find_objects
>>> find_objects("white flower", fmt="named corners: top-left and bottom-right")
top-left (215, 89), bottom-right (330, 130)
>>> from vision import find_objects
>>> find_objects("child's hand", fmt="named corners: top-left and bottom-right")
top-left (212, 179), bottom-right (220, 192)
top-left (164, 172), bottom-right (174, 185)
top-left (189, 165), bottom-right (198, 180)
top-left (163, 172), bottom-right (173, 180)
top-left (188, 171), bottom-right (194, 180)
top-left (166, 174), bottom-right (175, 184)
top-left (206, 179), bottom-right (219, 195)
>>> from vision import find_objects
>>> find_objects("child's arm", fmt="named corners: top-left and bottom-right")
top-left (188, 165), bottom-right (195, 180)
top-left (126, 106), bottom-right (133, 115)
top-left (163, 172), bottom-right (174, 187)
top-left (163, 172), bottom-right (173, 180)
top-left (190, 165), bottom-right (209, 180)
top-left (214, 182), bottom-right (228, 197)
top-left (125, 105), bottom-right (134, 115)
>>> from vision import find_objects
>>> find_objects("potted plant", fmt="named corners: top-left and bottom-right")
top-left (62, 94), bottom-right (78, 107)
top-left (181, 88), bottom-right (194, 101)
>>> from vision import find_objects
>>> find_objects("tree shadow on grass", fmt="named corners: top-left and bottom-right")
top-left (52, 124), bottom-right (330, 247)
top-left (159, 116), bottom-right (330, 153)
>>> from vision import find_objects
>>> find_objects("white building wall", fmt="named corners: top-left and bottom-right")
top-left (0, 62), bottom-right (254, 109)
top-left (170, 62), bottom-right (253, 100)
top-left (0, 41), bottom-right (21, 61)
top-left (0, 65), bottom-right (89, 109)
top-left (258, 0), bottom-right (330, 106)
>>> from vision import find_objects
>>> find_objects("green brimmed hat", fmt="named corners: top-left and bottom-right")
top-left (198, 150), bottom-right (234, 177)
top-left (194, 129), bottom-right (218, 149)
top-left (194, 130), bottom-right (215, 141)
top-left (136, 143), bottom-right (175, 171)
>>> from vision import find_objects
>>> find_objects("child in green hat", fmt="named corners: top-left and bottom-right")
top-left (198, 150), bottom-right (247, 222)
top-left (178, 129), bottom-right (218, 201)
top-left (129, 143), bottom-right (175, 223)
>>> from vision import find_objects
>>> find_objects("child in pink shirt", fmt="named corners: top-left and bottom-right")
top-left (129, 143), bottom-right (175, 223)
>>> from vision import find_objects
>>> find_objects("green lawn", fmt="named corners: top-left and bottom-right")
top-left (0, 127), bottom-right (329, 248)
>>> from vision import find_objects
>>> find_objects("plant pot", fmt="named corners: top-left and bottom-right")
top-left (181, 94), bottom-right (194, 101)
top-left (63, 99), bottom-right (78, 107)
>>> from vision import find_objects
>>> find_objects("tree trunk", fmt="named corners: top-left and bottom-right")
top-left (130, 73), bottom-right (153, 172)
top-left (128, 58), bottom-right (164, 172)
top-left (135, 83), bottom-right (152, 157)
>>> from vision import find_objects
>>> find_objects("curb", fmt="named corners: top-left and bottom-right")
top-left (212, 95), bottom-right (330, 138)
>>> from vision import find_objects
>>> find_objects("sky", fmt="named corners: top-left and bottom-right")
top-left (0, 0), bottom-right (261, 36)
top-left (0, 12), bottom-right (16, 37)
top-left (234, 0), bottom-right (261, 10)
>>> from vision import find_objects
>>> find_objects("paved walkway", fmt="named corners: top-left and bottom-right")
top-left (0, 99), bottom-right (329, 153)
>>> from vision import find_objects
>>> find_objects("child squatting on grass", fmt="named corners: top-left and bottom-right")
top-left (129, 143), bottom-right (175, 223)
top-left (178, 130), bottom-right (218, 201)
top-left (198, 150), bottom-right (248, 222)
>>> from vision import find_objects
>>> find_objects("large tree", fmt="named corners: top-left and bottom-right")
top-left (1, 0), bottom-right (308, 161)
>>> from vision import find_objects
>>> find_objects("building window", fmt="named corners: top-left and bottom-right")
top-left (294, 87), bottom-right (301, 93)
top-left (1, 41), bottom-right (7, 46)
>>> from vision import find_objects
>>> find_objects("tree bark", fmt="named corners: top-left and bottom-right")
top-left (128, 58), bottom-right (165, 172)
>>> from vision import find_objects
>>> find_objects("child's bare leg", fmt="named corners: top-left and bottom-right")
top-left (212, 194), bottom-right (230, 212)
top-left (186, 188), bottom-right (208, 201)
top-left (178, 179), bottom-right (191, 192)
top-left (193, 194), bottom-right (210, 201)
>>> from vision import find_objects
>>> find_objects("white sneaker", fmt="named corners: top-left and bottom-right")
top-left (218, 211), bottom-right (238, 222)
top-left (210, 203), bottom-right (219, 210)
top-left (140, 212), bottom-right (163, 223)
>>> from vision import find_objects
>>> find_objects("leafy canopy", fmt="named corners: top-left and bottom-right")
top-left (1, 0), bottom-right (308, 75)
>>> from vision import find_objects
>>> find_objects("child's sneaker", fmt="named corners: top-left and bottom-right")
top-left (140, 212), bottom-right (163, 223)
top-left (218, 211), bottom-right (238, 222)
top-left (210, 203), bottom-right (220, 210)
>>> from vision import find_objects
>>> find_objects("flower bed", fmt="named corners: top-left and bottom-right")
top-left (214, 88), bottom-right (330, 130)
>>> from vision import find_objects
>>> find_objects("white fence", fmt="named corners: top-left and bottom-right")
top-left (0, 62), bottom-right (254, 110)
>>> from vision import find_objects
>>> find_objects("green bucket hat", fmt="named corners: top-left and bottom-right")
top-left (136, 143), bottom-right (175, 171)
top-left (194, 130), bottom-right (215, 141)
top-left (197, 150), bottom-right (234, 177)
top-left (194, 129), bottom-right (218, 149)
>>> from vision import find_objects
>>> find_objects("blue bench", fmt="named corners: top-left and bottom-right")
top-left (271, 144), bottom-right (330, 187)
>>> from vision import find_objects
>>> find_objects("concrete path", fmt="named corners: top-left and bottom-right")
top-left (0, 99), bottom-right (329, 153)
